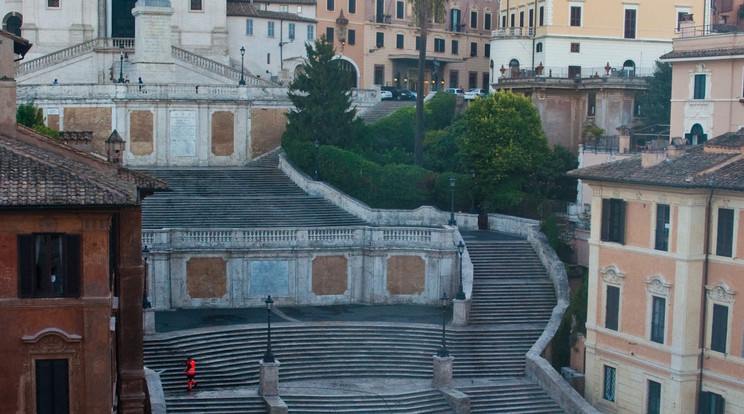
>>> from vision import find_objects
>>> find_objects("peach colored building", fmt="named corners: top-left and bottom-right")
top-left (569, 133), bottom-right (744, 414)
top-left (315, 0), bottom-right (495, 91)
top-left (663, 31), bottom-right (744, 143)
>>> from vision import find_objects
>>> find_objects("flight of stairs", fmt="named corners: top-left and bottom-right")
top-left (360, 100), bottom-right (416, 124)
top-left (466, 239), bottom-right (557, 325)
top-left (139, 152), bottom-right (369, 229)
top-left (461, 379), bottom-right (565, 413)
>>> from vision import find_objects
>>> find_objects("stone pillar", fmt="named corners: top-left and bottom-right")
top-left (452, 298), bottom-right (470, 327)
top-left (259, 360), bottom-right (280, 396)
top-left (143, 309), bottom-right (156, 334)
top-left (432, 355), bottom-right (454, 388)
top-left (132, 0), bottom-right (175, 83)
top-left (616, 126), bottom-right (631, 153)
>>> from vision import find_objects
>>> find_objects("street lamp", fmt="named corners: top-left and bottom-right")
top-left (455, 241), bottom-right (465, 300)
top-left (448, 177), bottom-right (456, 226)
top-left (239, 46), bottom-right (246, 86)
top-left (314, 139), bottom-right (320, 180)
top-left (142, 245), bottom-right (151, 309)
top-left (117, 44), bottom-right (125, 83)
top-left (469, 168), bottom-right (477, 214)
top-left (437, 292), bottom-right (450, 357)
top-left (263, 295), bottom-right (275, 362)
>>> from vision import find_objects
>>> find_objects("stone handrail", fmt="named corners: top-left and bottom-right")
top-left (143, 226), bottom-right (453, 251)
top-left (171, 46), bottom-right (274, 87)
top-left (489, 215), bottom-right (599, 414)
top-left (16, 37), bottom-right (134, 76)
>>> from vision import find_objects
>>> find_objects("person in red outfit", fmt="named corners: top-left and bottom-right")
top-left (185, 358), bottom-right (197, 391)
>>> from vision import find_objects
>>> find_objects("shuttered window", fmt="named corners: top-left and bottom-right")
top-left (650, 296), bottom-right (665, 344)
top-left (647, 380), bottom-right (661, 414)
top-left (715, 208), bottom-right (734, 257)
top-left (603, 365), bottom-right (616, 402)
top-left (655, 204), bottom-right (670, 251)
top-left (711, 304), bottom-right (728, 353)
top-left (18, 234), bottom-right (81, 298)
top-left (601, 198), bottom-right (626, 243)
top-left (36, 359), bottom-right (70, 414)
top-left (606, 285), bottom-right (620, 331)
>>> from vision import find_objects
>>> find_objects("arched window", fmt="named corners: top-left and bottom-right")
top-left (2, 13), bottom-right (22, 36)
top-left (509, 58), bottom-right (520, 68)
top-left (536, 42), bottom-right (543, 53)
top-left (685, 123), bottom-right (707, 145)
top-left (623, 59), bottom-right (635, 78)
top-left (337, 58), bottom-right (358, 88)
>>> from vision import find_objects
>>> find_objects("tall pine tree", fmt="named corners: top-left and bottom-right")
top-left (284, 36), bottom-right (357, 148)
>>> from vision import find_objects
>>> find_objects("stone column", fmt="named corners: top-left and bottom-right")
top-left (452, 298), bottom-right (470, 327)
top-left (143, 309), bottom-right (156, 334)
top-left (432, 355), bottom-right (454, 388)
top-left (259, 360), bottom-right (280, 396)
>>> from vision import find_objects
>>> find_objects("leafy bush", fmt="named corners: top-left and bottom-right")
top-left (551, 271), bottom-right (587, 370)
top-left (17, 101), bottom-right (44, 129)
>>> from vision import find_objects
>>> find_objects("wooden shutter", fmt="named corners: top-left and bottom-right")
top-left (605, 286), bottom-right (619, 330)
top-left (36, 359), bottom-right (70, 414)
top-left (17, 235), bottom-right (34, 297)
top-left (716, 209), bottom-right (734, 257)
top-left (616, 200), bottom-right (626, 244)
top-left (711, 304), bottom-right (728, 353)
top-left (64, 235), bottom-right (81, 297)
top-left (601, 199), bottom-right (611, 241)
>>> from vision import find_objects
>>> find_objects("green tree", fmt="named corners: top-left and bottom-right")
top-left (457, 90), bottom-right (550, 211)
top-left (410, 0), bottom-right (445, 166)
top-left (16, 101), bottom-right (44, 128)
top-left (284, 36), bottom-right (359, 148)
top-left (637, 61), bottom-right (672, 128)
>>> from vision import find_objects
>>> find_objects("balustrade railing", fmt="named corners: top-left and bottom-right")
top-left (144, 226), bottom-right (453, 251)
top-left (171, 46), bottom-right (272, 87)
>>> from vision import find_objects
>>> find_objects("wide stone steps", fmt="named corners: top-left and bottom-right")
top-left (144, 325), bottom-right (540, 392)
top-left (462, 380), bottom-right (564, 413)
top-left (282, 390), bottom-right (453, 413)
top-left (163, 395), bottom-right (267, 414)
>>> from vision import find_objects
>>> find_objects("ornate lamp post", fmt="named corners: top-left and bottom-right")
top-left (142, 245), bottom-right (151, 309)
top-left (437, 292), bottom-right (450, 357)
top-left (239, 46), bottom-right (246, 85)
top-left (117, 44), bottom-right (125, 83)
top-left (455, 241), bottom-right (466, 300)
top-left (263, 295), bottom-right (275, 362)
top-left (448, 177), bottom-right (456, 226)
top-left (314, 139), bottom-right (320, 180)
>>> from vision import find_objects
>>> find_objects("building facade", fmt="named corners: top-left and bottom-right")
top-left (570, 134), bottom-right (744, 414)
top-left (0, 29), bottom-right (166, 413)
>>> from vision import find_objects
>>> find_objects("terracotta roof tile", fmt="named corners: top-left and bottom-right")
top-left (227, 1), bottom-right (316, 22)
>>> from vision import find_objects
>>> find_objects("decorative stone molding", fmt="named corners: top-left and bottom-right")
top-left (645, 275), bottom-right (671, 297)
top-left (601, 265), bottom-right (626, 286)
top-left (706, 282), bottom-right (736, 304)
top-left (22, 328), bottom-right (82, 413)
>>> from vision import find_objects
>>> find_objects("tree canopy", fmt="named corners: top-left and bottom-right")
top-left (636, 61), bottom-right (672, 128)
top-left (284, 36), bottom-right (359, 148)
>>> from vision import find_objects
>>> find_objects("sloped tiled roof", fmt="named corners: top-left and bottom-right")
top-left (568, 130), bottom-right (744, 192)
top-left (0, 126), bottom-right (167, 208)
top-left (227, 1), bottom-right (316, 22)
top-left (228, 0), bottom-right (316, 7)
top-left (660, 47), bottom-right (744, 60)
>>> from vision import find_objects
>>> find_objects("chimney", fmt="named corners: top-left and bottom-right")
top-left (106, 130), bottom-right (126, 165)
top-left (642, 150), bottom-right (667, 168)
top-left (0, 31), bottom-right (31, 129)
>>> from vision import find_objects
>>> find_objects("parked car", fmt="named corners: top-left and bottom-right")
top-left (464, 88), bottom-right (487, 100)
top-left (380, 90), bottom-right (393, 100)
top-left (397, 89), bottom-right (417, 100)
top-left (444, 88), bottom-right (465, 97)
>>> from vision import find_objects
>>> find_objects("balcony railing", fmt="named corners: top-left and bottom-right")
top-left (492, 27), bottom-right (535, 38)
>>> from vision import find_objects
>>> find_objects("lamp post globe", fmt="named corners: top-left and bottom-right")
top-left (263, 295), bottom-right (275, 362)
top-left (455, 241), bottom-right (466, 300)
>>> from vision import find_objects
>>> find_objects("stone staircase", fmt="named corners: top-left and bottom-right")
top-left (465, 238), bottom-right (557, 325)
top-left (139, 152), bottom-right (368, 229)
top-left (461, 379), bottom-right (565, 413)
top-left (360, 100), bottom-right (416, 124)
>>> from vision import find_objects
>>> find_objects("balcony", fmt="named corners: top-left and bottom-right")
top-left (491, 27), bottom-right (535, 38)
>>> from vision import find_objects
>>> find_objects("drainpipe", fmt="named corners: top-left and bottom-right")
top-left (531, 0), bottom-right (537, 73)
top-left (697, 186), bottom-right (714, 411)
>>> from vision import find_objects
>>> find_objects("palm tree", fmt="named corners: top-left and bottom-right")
top-left (410, 0), bottom-right (445, 166)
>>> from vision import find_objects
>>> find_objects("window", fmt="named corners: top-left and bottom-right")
top-left (267, 53), bottom-right (270, 64)
top-left (326, 27), bottom-right (334, 42)
top-left (376, 32), bottom-right (384, 48)
top-left (655, 204), bottom-right (670, 251)
top-left (246, 19), bottom-right (253, 35)
top-left (434, 38), bottom-right (445, 52)
top-left (510, 13), bottom-right (515, 27)
top-left (451, 40), bottom-right (459, 55)
top-left (349, 0), bottom-right (356, 13)
top-left (288, 23), bottom-right (296, 40)
top-left (468, 72), bottom-right (477, 89)
top-left (634, 95), bottom-right (644, 117)
top-left (647, 380), bottom-right (661, 414)
top-left (711, 304), bottom-right (728, 353)
top-left (298, 6), bottom-right (303, 13)
top-left (570, 42), bottom-right (580, 53)
top-left (268, 21), bottom-right (275, 37)
top-left (603, 365), bottom-right (616, 402)
top-left (327, 0), bottom-right (334, 11)
top-left (606, 285), bottom-right (620, 331)
top-left (451, 9), bottom-right (461, 31)
top-left (539, 6), bottom-right (544, 25)
top-left (587, 92), bottom-right (596, 116)
top-left (570, 5), bottom-right (581, 26)
top-left (396, 34), bottom-right (404, 49)
top-left (190, 0), bottom-right (202, 11)
top-left (348, 29), bottom-right (356, 45)
top-left (280, 5), bottom-right (289, 12)
top-left (484, 44), bottom-right (490, 57)
top-left (651, 296), bottom-right (665, 344)
top-left (694, 74), bottom-right (706, 99)
top-left (700, 391), bottom-right (726, 414)
top-left (716, 208), bottom-right (734, 257)
top-left (36, 359), bottom-right (69, 413)
top-left (416, 36), bottom-right (421, 50)
top-left (449, 70), bottom-right (458, 88)
top-left (47, 0), bottom-right (60, 7)
top-left (376, 0), bottom-right (384, 22)
top-left (482, 72), bottom-right (489, 89)
top-left (519, 10), bottom-right (524, 27)
top-left (307, 25), bottom-right (314, 40)
top-left (471, 11), bottom-right (478, 28)
top-left (18, 234), bottom-right (80, 298)
top-left (485, 13), bottom-right (491, 30)
top-left (529, 9), bottom-right (534, 27)
top-left (470, 42), bottom-right (477, 57)
top-left (601, 198), bottom-right (626, 243)
top-left (374, 65), bottom-right (384, 85)
top-left (501, 15), bottom-right (506, 28)
top-left (624, 9), bottom-right (637, 39)
top-left (396, 1), bottom-right (404, 18)
top-left (536, 42), bottom-right (543, 53)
